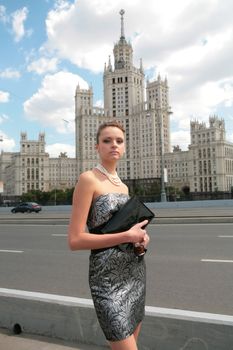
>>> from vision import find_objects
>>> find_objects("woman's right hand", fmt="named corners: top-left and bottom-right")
top-left (127, 220), bottom-right (148, 243)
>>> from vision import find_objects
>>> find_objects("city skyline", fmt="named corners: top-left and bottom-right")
top-left (1, 0), bottom-right (233, 157)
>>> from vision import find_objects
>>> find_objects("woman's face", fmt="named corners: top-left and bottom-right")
top-left (96, 126), bottom-right (125, 162)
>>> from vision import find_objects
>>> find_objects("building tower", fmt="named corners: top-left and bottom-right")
top-left (189, 116), bottom-right (233, 193)
top-left (103, 9), bottom-right (145, 118)
top-left (75, 9), bottom-right (172, 186)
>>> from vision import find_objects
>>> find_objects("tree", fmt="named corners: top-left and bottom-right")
top-left (20, 188), bottom-right (75, 205)
top-left (182, 185), bottom-right (190, 200)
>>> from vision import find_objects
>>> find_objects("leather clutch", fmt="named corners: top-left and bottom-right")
top-left (101, 195), bottom-right (155, 234)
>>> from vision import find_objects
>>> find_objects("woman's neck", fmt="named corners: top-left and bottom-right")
top-left (95, 163), bottom-right (122, 186)
top-left (100, 162), bottom-right (117, 175)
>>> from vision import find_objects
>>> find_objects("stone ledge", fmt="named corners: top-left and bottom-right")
top-left (1, 288), bottom-right (233, 349)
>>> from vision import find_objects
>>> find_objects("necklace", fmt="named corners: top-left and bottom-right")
top-left (95, 163), bottom-right (122, 186)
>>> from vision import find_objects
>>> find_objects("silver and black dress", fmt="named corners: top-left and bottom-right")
top-left (87, 193), bottom-right (146, 342)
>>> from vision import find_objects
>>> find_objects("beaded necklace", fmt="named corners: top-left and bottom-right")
top-left (95, 163), bottom-right (122, 186)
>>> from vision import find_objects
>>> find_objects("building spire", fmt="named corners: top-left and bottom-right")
top-left (119, 9), bottom-right (125, 39)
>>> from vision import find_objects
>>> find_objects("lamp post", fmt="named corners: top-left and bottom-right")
top-left (158, 107), bottom-right (167, 202)
top-left (54, 186), bottom-right (57, 206)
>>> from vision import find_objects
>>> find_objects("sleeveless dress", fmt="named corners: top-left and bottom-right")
top-left (87, 193), bottom-right (146, 342)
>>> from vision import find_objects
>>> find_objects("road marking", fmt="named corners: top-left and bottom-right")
top-left (218, 235), bottom-right (233, 238)
top-left (0, 249), bottom-right (23, 253)
top-left (52, 234), bottom-right (67, 237)
top-left (201, 259), bottom-right (233, 263)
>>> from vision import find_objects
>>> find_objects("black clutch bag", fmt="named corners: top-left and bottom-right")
top-left (90, 196), bottom-right (155, 255)
top-left (101, 195), bottom-right (155, 234)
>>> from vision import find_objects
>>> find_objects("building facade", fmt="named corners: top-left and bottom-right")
top-left (188, 116), bottom-right (233, 192)
top-left (0, 132), bottom-right (77, 197)
top-left (75, 9), bottom-right (172, 182)
top-left (164, 146), bottom-right (190, 190)
top-left (1, 10), bottom-right (233, 199)
top-left (49, 152), bottom-right (78, 191)
top-left (163, 116), bottom-right (233, 194)
top-left (75, 10), bottom-right (233, 195)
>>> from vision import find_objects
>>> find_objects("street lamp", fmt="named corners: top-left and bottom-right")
top-left (158, 107), bottom-right (167, 202)
top-left (54, 186), bottom-right (57, 206)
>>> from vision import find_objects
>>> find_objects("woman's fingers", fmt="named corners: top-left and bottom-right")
top-left (138, 219), bottom-right (148, 228)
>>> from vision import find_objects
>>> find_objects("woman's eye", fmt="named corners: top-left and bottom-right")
top-left (117, 139), bottom-right (123, 144)
top-left (102, 138), bottom-right (124, 144)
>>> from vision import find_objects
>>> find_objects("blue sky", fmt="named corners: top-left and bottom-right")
top-left (1, 0), bottom-right (233, 157)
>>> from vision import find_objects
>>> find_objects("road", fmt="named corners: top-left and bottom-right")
top-left (0, 222), bottom-right (233, 315)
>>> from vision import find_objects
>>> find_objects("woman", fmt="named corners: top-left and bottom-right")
top-left (68, 120), bottom-right (149, 350)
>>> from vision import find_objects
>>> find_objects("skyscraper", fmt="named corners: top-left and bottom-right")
top-left (75, 9), bottom-right (172, 184)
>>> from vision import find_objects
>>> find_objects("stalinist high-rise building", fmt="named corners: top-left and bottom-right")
top-left (1, 10), bottom-right (232, 200)
top-left (74, 10), bottom-right (233, 198)
top-left (75, 9), bottom-right (172, 182)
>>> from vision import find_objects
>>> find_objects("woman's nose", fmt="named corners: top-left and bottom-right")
top-left (111, 140), bottom-right (118, 147)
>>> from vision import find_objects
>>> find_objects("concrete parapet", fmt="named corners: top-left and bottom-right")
top-left (0, 288), bottom-right (233, 349)
top-left (0, 288), bottom-right (107, 348)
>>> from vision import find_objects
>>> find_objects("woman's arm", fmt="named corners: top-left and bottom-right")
top-left (68, 172), bottom-right (147, 251)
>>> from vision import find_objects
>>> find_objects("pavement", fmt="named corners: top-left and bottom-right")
top-left (1, 200), bottom-right (233, 349)
top-left (0, 328), bottom-right (108, 350)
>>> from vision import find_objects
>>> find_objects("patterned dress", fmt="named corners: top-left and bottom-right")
top-left (87, 193), bottom-right (146, 341)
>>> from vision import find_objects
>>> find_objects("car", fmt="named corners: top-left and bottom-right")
top-left (11, 202), bottom-right (42, 213)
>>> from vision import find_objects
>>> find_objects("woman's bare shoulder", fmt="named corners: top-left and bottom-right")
top-left (72, 170), bottom-right (97, 204)
top-left (77, 170), bottom-right (98, 188)
top-left (79, 169), bottom-right (95, 180)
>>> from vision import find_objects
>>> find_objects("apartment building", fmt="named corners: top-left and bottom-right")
top-left (75, 10), bottom-right (233, 194)
top-left (75, 9), bottom-right (171, 181)
top-left (0, 132), bottom-right (77, 196)
top-left (189, 116), bottom-right (233, 192)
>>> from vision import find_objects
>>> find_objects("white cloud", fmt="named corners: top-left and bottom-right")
top-left (0, 91), bottom-right (10, 103)
top-left (46, 143), bottom-right (75, 157)
top-left (95, 99), bottom-right (104, 108)
top-left (53, 0), bottom-right (71, 11)
top-left (11, 7), bottom-right (30, 42)
top-left (0, 68), bottom-right (21, 79)
top-left (23, 71), bottom-right (88, 132)
top-left (45, 0), bottom-right (120, 72)
top-left (0, 5), bottom-right (7, 23)
top-left (0, 114), bottom-right (9, 124)
top-left (41, 0), bottom-right (233, 146)
top-left (27, 57), bottom-right (59, 75)
top-left (220, 81), bottom-right (233, 108)
top-left (0, 132), bottom-right (15, 152)
top-left (170, 130), bottom-right (190, 151)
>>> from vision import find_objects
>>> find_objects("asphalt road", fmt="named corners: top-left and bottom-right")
top-left (0, 222), bottom-right (233, 316)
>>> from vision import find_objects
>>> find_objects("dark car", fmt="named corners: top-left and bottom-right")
top-left (11, 202), bottom-right (42, 213)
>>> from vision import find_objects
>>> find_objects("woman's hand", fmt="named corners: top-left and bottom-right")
top-left (133, 227), bottom-right (150, 256)
top-left (141, 232), bottom-right (150, 248)
top-left (127, 220), bottom-right (148, 244)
